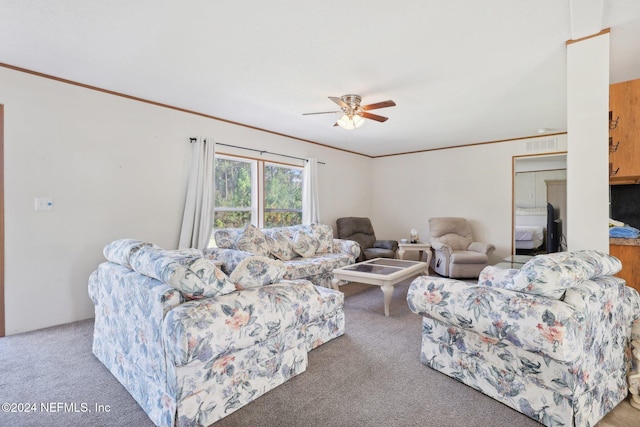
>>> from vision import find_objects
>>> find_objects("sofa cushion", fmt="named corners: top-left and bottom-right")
top-left (436, 234), bottom-right (471, 251)
top-left (450, 250), bottom-right (488, 264)
top-left (292, 230), bottom-right (318, 258)
top-left (103, 238), bottom-right (152, 268)
top-left (282, 253), bottom-right (353, 280)
top-left (310, 223), bottom-right (334, 253)
top-left (511, 250), bottom-right (622, 299)
top-left (266, 231), bottom-right (296, 261)
top-left (230, 256), bottom-right (287, 289)
top-left (129, 245), bottom-right (236, 299)
top-left (236, 224), bottom-right (271, 257)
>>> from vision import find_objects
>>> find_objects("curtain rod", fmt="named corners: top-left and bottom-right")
top-left (190, 138), bottom-right (325, 165)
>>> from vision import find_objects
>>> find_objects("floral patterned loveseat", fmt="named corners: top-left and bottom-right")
top-left (205, 223), bottom-right (360, 289)
top-left (88, 239), bottom-right (345, 427)
top-left (407, 250), bottom-right (640, 427)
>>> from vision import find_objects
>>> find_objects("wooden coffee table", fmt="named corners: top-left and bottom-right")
top-left (332, 258), bottom-right (428, 316)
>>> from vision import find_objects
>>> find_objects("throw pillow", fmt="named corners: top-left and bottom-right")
top-left (310, 223), bottom-right (333, 253)
top-left (165, 257), bottom-right (237, 299)
top-left (267, 230), bottom-right (296, 260)
top-left (510, 250), bottom-right (622, 300)
top-left (229, 256), bottom-right (287, 289)
top-left (477, 265), bottom-right (520, 289)
top-left (213, 229), bottom-right (240, 249)
top-left (130, 245), bottom-right (236, 299)
top-left (236, 224), bottom-right (271, 257)
top-left (129, 244), bottom-right (202, 278)
top-left (103, 238), bottom-right (152, 268)
top-left (292, 230), bottom-right (318, 258)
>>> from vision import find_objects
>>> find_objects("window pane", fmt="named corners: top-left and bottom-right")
top-left (214, 156), bottom-right (254, 229)
top-left (215, 157), bottom-right (252, 208)
top-left (214, 210), bottom-right (252, 229)
top-left (265, 164), bottom-right (302, 227)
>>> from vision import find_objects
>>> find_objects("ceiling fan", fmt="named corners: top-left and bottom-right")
top-left (303, 94), bottom-right (396, 130)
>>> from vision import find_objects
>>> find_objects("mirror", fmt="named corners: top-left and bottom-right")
top-left (512, 153), bottom-right (567, 256)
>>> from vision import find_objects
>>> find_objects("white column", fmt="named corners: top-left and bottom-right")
top-left (566, 31), bottom-right (610, 252)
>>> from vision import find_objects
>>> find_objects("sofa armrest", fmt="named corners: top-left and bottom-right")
top-left (431, 241), bottom-right (452, 255)
top-left (332, 238), bottom-right (361, 260)
top-left (374, 239), bottom-right (399, 251)
top-left (89, 263), bottom-right (184, 320)
top-left (477, 265), bottom-right (519, 289)
top-left (89, 263), bottom-right (184, 387)
top-left (407, 275), bottom-right (581, 362)
top-left (203, 247), bottom-right (255, 274)
top-left (468, 241), bottom-right (495, 255)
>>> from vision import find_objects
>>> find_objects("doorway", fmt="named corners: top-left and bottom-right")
top-left (512, 153), bottom-right (567, 256)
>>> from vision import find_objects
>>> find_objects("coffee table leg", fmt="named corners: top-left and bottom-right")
top-left (381, 283), bottom-right (393, 316)
top-left (331, 278), bottom-right (342, 291)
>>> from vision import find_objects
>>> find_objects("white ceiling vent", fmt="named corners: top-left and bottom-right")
top-left (526, 138), bottom-right (558, 152)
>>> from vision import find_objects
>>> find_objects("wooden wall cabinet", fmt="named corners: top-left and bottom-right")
top-left (609, 78), bottom-right (640, 184)
top-left (610, 243), bottom-right (640, 294)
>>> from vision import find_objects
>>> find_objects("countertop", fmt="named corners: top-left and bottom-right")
top-left (610, 237), bottom-right (640, 246)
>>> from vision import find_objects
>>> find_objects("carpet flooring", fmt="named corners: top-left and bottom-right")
top-left (0, 278), bottom-right (637, 426)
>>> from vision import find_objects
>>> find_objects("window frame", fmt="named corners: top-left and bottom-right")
top-left (213, 152), bottom-right (304, 229)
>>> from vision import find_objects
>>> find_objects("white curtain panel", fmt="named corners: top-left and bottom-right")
top-left (178, 137), bottom-right (216, 249)
top-left (302, 157), bottom-right (320, 224)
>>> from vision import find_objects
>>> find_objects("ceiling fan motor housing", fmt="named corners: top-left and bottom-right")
top-left (341, 94), bottom-right (363, 116)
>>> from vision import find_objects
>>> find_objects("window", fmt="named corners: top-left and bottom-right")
top-left (213, 155), bottom-right (256, 229)
top-left (213, 154), bottom-right (303, 232)
top-left (264, 163), bottom-right (303, 227)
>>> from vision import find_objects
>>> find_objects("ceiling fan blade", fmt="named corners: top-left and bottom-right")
top-left (302, 111), bottom-right (340, 116)
top-left (362, 100), bottom-right (396, 110)
top-left (329, 96), bottom-right (349, 109)
top-left (361, 112), bottom-right (389, 122)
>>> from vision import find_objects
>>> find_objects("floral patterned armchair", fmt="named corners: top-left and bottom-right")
top-left (407, 250), bottom-right (640, 427)
top-left (89, 239), bottom-right (345, 426)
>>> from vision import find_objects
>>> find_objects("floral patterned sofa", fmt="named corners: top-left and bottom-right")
top-left (205, 223), bottom-right (360, 289)
top-left (407, 250), bottom-right (640, 427)
top-left (88, 239), bottom-right (345, 427)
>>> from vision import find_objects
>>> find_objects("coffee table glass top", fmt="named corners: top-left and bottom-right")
top-left (494, 255), bottom-right (534, 269)
top-left (341, 258), bottom-right (421, 275)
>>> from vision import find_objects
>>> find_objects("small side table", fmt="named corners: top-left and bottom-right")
top-left (397, 242), bottom-right (432, 268)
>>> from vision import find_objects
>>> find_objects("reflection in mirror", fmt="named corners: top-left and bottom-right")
top-left (512, 153), bottom-right (567, 256)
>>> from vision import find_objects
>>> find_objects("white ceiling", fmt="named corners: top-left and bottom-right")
top-left (1, 1), bottom-right (640, 157)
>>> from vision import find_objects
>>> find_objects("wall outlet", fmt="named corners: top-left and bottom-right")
top-left (34, 197), bottom-right (54, 211)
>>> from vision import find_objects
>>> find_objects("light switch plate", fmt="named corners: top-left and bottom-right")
top-left (35, 197), bottom-right (54, 211)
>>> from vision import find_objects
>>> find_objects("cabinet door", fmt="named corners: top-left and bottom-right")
top-left (610, 244), bottom-right (640, 293)
top-left (610, 79), bottom-right (640, 183)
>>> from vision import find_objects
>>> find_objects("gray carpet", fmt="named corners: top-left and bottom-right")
top-left (0, 279), bottom-right (635, 426)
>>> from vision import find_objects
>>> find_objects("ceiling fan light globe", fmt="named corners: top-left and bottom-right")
top-left (337, 114), bottom-right (356, 130)
top-left (353, 115), bottom-right (365, 128)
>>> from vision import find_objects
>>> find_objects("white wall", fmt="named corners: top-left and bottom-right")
top-left (566, 33), bottom-right (610, 251)
top-left (1, 67), bottom-right (371, 334)
top-left (371, 137), bottom-right (567, 262)
top-left (0, 39), bottom-right (609, 334)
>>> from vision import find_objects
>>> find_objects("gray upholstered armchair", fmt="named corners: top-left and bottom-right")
top-left (428, 217), bottom-right (495, 278)
top-left (336, 217), bottom-right (398, 262)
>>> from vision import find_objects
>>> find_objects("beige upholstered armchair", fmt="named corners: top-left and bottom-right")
top-left (428, 217), bottom-right (495, 278)
top-left (336, 217), bottom-right (398, 262)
